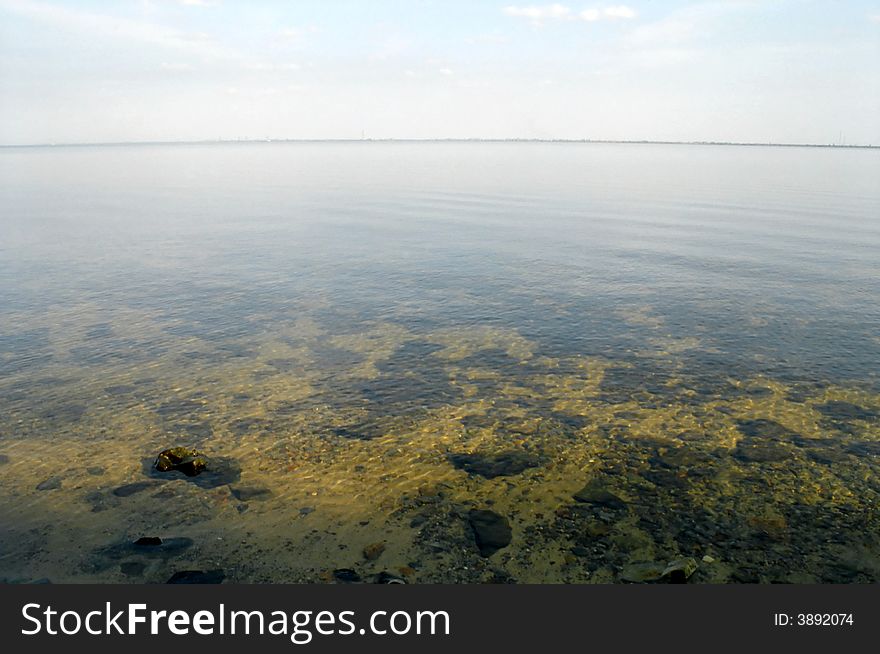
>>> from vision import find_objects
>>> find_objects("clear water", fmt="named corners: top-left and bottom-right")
top-left (0, 142), bottom-right (878, 583)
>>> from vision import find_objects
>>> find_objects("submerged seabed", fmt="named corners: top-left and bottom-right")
top-left (0, 143), bottom-right (879, 583)
top-left (1, 312), bottom-right (878, 583)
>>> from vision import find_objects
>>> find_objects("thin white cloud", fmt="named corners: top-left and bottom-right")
top-left (504, 4), bottom-right (637, 24)
top-left (870, 14), bottom-right (880, 23)
top-left (625, 2), bottom-right (735, 47)
top-left (439, 67), bottom-right (454, 76)
top-left (278, 25), bottom-right (319, 41)
top-left (503, 4), bottom-right (571, 24)
top-left (161, 61), bottom-right (195, 71)
top-left (242, 62), bottom-right (301, 72)
top-left (603, 5), bottom-right (637, 20)
top-left (0, 0), bottom-right (236, 60)
top-left (177, 0), bottom-right (216, 7)
top-left (466, 31), bottom-right (510, 44)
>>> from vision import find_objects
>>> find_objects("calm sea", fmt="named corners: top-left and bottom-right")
top-left (0, 142), bottom-right (878, 583)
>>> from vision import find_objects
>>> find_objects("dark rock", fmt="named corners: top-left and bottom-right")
top-left (167, 570), bottom-right (225, 584)
top-left (468, 509), bottom-right (512, 557)
top-left (333, 569), bottom-right (361, 583)
top-left (572, 483), bottom-right (627, 510)
top-left (806, 449), bottom-right (851, 465)
top-left (791, 435), bottom-right (835, 448)
top-left (845, 441), bottom-right (880, 457)
top-left (552, 413), bottom-right (591, 430)
top-left (113, 481), bottom-right (162, 497)
top-left (449, 451), bottom-right (542, 479)
top-left (662, 557), bottom-right (698, 583)
top-left (653, 447), bottom-right (714, 470)
top-left (374, 572), bottom-right (406, 584)
top-left (143, 453), bottom-right (240, 489)
top-left (98, 537), bottom-right (193, 562)
top-left (299, 507), bottom-right (315, 516)
top-left (363, 542), bottom-right (385, 561)
top-left (814, 401), bottom-right (878, 422)
top-left (733, 419), bottom-right (800, 463)
top-left (86, 466), bottom-right (105, 476)
top-left (138, 537), bottom-right (192, 554)
top-left (155, 447), bottom-right (207, 477)
top-left (231, 486), bottom-right (272, 502)
top-left (642, 469), bottom-right (690, 490)
top-left (87, 536), bottom-right (194, 575)
top-left (736, 419), bottom-right (797, 440)
top-left (0, 454), bottom-right (9, 464)
top-left (730, 569), bottom-right (761, 583)
top-left (36, 476), bottom-right (62, 491)
top-left (733, 442), bottom-right (791, 463)
top-left (570, 546), bottom-right (590, 557)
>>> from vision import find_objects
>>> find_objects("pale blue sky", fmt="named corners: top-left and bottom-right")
top-left (1, 0), bottom-right (878, 144)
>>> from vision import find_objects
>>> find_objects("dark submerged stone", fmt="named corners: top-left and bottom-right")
top-left (100, 537), bottom-right (193, 558)
top-left (144, 450), bottom-right (240, 488)
top-left (662, 557), bottom-right (698, 583)
top-left (36, 476), bottom-right (62, 491)
top-left (733, 441), bottom-right (791, 463)
top-left (449, 451), bottom-right (542, 479)
top-left (167, 570), bottom-right (225, 584)
top-left (572, 483), bottom-right (628, 511)
top-left (155, 447), bottom-right (207, 477)
top-left (733, 419), bottom-right (799, 463)
top-left (845, 441), bottom-right (880, 457)
top-left (806, 449), bottom-right (851, 464)
top-left (132, 537), bottom-right (192, 555)
top-left (231, 486), bottom-right (272, 501)
top-left (374, 571), bottom-right (406, 584)
top-left (88, 537), bottom-right (195, 574)
top-left (333, 569), bottom-right (361, 583)
top-left (113, 480), bottom-right (163, 497)
top-left (814, 401), bottom-right (878, 422)
top-left (468, 509), bottom-right (512, 557)
top-left (736, 419), bottom-right (798, 440)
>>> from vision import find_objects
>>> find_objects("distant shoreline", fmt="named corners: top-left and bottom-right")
top-left (1, 138), bottom-right (877, 150)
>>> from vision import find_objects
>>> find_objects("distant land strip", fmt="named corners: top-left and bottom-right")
top-left (1, 138), bottom-right (877, 149)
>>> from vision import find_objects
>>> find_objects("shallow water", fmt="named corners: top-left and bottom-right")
top-left (0, 142), bottom-right (879, 584)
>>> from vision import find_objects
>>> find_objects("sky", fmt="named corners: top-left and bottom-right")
top-left (0, 0), bottom-right (878, 145)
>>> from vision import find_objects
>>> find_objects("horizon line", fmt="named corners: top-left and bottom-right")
top-left (1, 137), bottom-right (877, 150)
